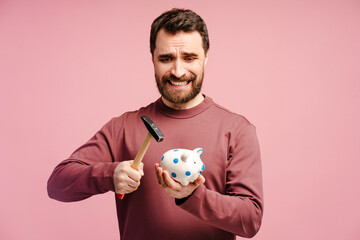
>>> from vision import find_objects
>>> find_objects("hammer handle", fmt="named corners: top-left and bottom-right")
top-left (132, 132), bottom-right (153, 169)
top-left (117, 132), bottom-right (153, 199)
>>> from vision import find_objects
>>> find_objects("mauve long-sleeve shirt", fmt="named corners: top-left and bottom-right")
top-left (48, 96), bottom-right (263, 239)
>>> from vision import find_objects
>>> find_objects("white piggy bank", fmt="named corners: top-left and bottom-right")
top-left (160, 148), bottom-right (205, 186)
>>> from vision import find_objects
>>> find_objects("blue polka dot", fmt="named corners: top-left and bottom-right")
top-left (171, 172), bottom-right (177, 178)
top-left (200, 171), bottom-right (203, 175)
top-left (173, 149), bottom-right (179, 152)
top-left (161, 156), bottom-right (164, 161)
top-left (201, 164), bottom-right (205, 170)
top-left (173, 158), bottom-right (179, 164)
top-left (185, 171), bottom-right (191, 176)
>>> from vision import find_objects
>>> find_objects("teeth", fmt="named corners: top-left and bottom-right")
top-left (170, 81), bottom-right (187, 86)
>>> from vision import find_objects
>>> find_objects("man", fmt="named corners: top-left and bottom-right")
top-left (48, 8), bottom-right (263, 240)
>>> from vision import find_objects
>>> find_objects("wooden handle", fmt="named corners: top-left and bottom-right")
top-left (131, 132), bottom-right (153, 170)
top-left (117, 132), bottom-right (153, 199)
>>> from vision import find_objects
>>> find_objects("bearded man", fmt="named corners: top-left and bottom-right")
top-left (48, 8), bottom-right (263, 240)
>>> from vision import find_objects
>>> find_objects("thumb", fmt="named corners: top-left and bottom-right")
top-left (138, 162), bottom-right (144, 176)
top-left (194, 175), bottom-right (205, 187)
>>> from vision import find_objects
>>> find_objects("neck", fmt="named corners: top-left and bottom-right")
top-left (162, 93), bottom-right (205, 110)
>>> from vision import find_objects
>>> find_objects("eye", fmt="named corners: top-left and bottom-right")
top-left (184, 57), bottom-right (195, 62)
top-left (159, 57), bottom-right (173, 63)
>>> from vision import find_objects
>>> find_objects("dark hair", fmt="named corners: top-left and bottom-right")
top-left (150, 8), bottom-right (210, 56)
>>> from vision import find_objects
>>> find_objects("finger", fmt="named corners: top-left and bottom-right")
top-left (194, 175), bottom-right (205, 187)
top-left (114, 161), bottom-right (141, 181)
top-left (162, 170), bottom-right (182, 190)
top-left (154, 164), bottom-right (162, 183)
top-left (155, 164), bottom-right (167, 187)
top-left (127, 167), bottom-right (143, 182)
top-left (115, 176), bottom-right (140, 190)
top-left (127, 178), bottom-right (141, 188)
top-left (115, 184), bottom-right (135, 195)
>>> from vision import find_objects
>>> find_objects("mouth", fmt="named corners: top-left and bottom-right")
top-left (169, 80), bottom-right (190, 86)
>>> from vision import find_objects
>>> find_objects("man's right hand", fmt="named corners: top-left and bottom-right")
top-left (113, 160), bottom-right (144, 195)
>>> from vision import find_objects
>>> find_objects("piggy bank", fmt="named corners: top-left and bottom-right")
top-left (160, 148), bottom-right (205, 186)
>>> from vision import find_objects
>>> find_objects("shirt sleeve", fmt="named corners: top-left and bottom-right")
top-left (177, 123), bottom-right (263, 238)
top-left (47, 118), bottom-right (120, 202)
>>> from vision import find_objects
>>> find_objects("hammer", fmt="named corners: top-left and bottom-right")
top-left (117, 115), bottom-right (164, 199)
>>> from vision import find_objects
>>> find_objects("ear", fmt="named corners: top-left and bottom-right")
top-left (194, 148), bottom-right (204, 157)
top-left (204, 54), bottom-right (208, 66)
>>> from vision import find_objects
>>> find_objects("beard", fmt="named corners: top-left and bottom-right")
top-left (155, 71), bottom-right (204, 104)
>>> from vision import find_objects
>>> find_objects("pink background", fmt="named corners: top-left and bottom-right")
top-left (1, 0), bottom-right (359, 239)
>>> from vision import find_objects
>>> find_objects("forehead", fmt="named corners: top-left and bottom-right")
top-left (154, 29), bottom-right (204, 55)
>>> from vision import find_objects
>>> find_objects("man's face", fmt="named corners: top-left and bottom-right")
top-left (153, 29), bottom-right (208, 108)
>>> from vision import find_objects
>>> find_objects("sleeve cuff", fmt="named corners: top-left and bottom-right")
top-left (101, 162), bottom-right (119, 192)
top-left (175, 184), bottom-right (206, 206)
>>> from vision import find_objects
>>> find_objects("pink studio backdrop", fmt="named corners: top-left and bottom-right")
top-left (1, 0), bottom-right (359, 239)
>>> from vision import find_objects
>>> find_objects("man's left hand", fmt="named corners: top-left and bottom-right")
top-left (154, 163), bottom-right (205, 199)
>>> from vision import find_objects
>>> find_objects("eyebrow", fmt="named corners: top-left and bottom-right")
top-left (157, 52), bottom-right (199, 58)
top-left (183, 52), bottom-right (199, 57)
top-left (158, 54), bottom-right (173, 59)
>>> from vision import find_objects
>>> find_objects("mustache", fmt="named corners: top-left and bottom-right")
top-left (162, 73), bottom-right (197, 82)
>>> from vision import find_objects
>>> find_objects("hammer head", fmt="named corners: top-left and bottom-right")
top-left (141, 115), bottom-right (164, 142)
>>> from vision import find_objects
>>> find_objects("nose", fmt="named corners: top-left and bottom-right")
top-left (170, 59), bottom-right (186, 78)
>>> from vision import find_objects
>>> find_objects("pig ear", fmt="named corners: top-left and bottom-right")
top-left (194, 148), bottom-right (204, 156)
